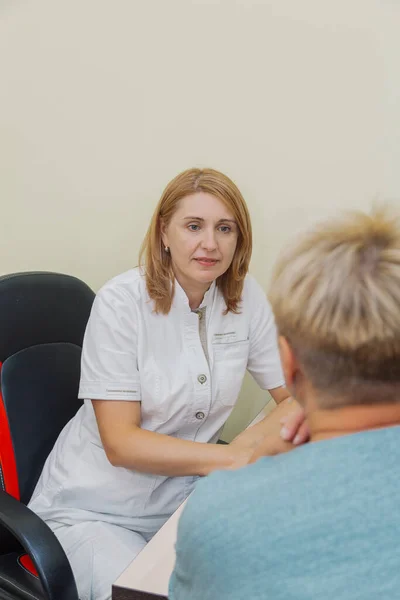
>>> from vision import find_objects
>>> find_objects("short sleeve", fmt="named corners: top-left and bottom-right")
top-left (246, 277), bottom-right (284, 390)
top-left (78, 282), bottom-right (141, 401)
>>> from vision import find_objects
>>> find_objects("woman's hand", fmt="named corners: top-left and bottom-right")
top-left (280, 403), bottom-right (310, 447)
top-left (244, 398), bottom-right (310, 464)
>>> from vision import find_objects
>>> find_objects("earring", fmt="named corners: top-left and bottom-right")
top-left (164, 246), bottom-right (170, 253)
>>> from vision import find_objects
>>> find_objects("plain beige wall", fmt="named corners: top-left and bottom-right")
top-left (1, 0), bottom-right (399, 440)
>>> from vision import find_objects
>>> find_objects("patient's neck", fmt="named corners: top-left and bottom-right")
top-left (308, 403), bottom-right (400, 442)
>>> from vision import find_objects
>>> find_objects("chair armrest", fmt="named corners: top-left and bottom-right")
top-left (0, 523), bottom-right (23, 555)
top-left (0, 491), bottom-right (79, 600)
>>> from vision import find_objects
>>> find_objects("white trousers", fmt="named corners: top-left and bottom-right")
top-left (50, 521), bottom-right (153, 600)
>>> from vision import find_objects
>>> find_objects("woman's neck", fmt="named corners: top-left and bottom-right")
top-left (174, 273), bottom-right (211, 310)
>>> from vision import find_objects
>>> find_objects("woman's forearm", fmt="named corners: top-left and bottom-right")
top-left (93, 400), bottom-right (251, 477)
top-left (106, 427), bottom-right (250, 477)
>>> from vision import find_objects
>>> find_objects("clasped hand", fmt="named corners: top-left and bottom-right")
top-left (229, 398), bottom-right (310, 467)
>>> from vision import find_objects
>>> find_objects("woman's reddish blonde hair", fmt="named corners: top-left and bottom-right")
top-left (139, 168), bottom-right (252, 314)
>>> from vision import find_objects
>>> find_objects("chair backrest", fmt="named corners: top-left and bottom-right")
top-left (0, 272), bottom-right (95, 504)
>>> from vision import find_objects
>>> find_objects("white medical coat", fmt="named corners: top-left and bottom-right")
top-left (29, 269), bottom-right (284, 533)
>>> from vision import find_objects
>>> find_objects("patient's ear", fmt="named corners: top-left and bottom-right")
top-left (278, 336), bottom-right (298, 395)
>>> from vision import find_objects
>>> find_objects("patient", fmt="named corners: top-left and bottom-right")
top-left (169, 208), bottom-right (400, 600)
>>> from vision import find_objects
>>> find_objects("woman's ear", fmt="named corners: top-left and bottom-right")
top-left (160, 219), bottom-right (169, 248)
top-left (278, 336), bottom-right (298, 395)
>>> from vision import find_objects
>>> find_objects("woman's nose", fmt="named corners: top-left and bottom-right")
top-left (201, 229), bottom-right (218, 251)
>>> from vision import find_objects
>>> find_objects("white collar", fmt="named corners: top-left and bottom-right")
top-left (173, 279), bottom-right (217, 312)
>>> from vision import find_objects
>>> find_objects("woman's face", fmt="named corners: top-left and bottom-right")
top-left (161, 192), bottom-right (239, 292)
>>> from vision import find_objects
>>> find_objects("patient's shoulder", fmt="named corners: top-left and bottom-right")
top-left (178, 456), bottom-right (287, 539)
top-left (178, 426), bottom-right (400, 540)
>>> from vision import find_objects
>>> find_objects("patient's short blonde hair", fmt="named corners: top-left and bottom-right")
top-left (269, 208), bottom-right (400, 406)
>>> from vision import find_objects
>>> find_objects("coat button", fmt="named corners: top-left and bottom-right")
top-left (197, 374), bottom-right (207, 384)
top-left (196, 411), bottom-right (205, 420)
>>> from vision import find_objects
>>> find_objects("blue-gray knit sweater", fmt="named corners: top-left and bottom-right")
top-left (170, 426), bottom-right (400, 600)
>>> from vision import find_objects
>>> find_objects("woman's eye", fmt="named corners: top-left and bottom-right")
top-left (219, 225), bottom-right (231, 233)
top-left (188, 224), bottom-right (200, 231)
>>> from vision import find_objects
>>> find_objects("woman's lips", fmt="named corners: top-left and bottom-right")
top-left (194, 258), bottom-right (218, 266)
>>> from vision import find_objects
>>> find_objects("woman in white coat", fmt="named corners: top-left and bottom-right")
top-left (29, 168), bottom-right (304, 600)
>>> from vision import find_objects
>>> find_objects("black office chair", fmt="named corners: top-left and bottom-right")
top-left (0, 272), bottom-right (95, 600)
